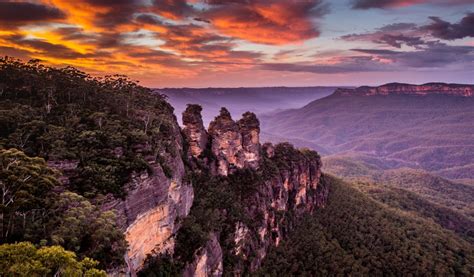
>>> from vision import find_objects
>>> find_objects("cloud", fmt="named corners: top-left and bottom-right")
top-left (341, 23), bottom-right (424, 48)
top-left (49, 0), bottom-right (142, 30)
top-left (0, 2), bottom-right (65, 27)
top-left (342, 13), bottom-right (474, 48)
top-left (351, 0), bottom-right (473, 9)
top-left (151, 0), bottom-right (194, 20)
top-left (353, 43), bottom-right (474, 68)
top-left (260, 42), bottom-right (474, 74)
top-left (422, 13), bottom-right (474, 40)
top-left (4, 34), bottom-right (94, 59)
top-left (202, 0), bottom-right (328, 45)
top-left (261, 56), bottom-right (389, 74)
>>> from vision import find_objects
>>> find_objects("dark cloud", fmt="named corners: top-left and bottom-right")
top-left (352, 0), bottom-right (473, 9)
top-left (81, 0), bottom-right (143, 28)
top-left (422, 13), bottom-right (474, 40)
top-left (342, 13), bottom-right (474, 49)
top-left (378, 23), bottom-right (418, 32)
top-left (135, 14), bottom-right (164, 25)
top-left (378, 34), bottom-right (425, 48)
top-left (52, 27), bottom-right (96, 41)
top-left (353, 43), bottom-right (474, 68)
top-left (351, 49), bottom-right (400, 55)
top-left (0, 2), bottom-right (65, 27)
top-left (341, 23), bottom-right (423, 48)
top-left (3, 34), bottom-right (108, 60)
top-left (151, 0), bottom-right (194, 19)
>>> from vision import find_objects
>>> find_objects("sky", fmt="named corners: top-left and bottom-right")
top-left (0, 0), bottom-right (473, 87)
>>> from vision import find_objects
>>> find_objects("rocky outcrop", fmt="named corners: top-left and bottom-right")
top-left (238, 112), bottom-right (261, 170)
top-left (183, 233), bottom-right (223, 277)
top-left (334, 83), bottom-right (474, 97)
top-left (182, 104), bottom-right (208, 158)
top-left (206, 108), bottom-right (262, 176)
top-left (102, 118), bottom-right (193, 275)
top-left (208, 108), bottom-right (245, 175)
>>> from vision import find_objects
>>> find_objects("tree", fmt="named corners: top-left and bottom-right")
top-left (48, 192), bottom-right (127, 269)
top-left (0, 242), bottom-right (106, 276)
top-left (0, 148), bottom-right (59, 242)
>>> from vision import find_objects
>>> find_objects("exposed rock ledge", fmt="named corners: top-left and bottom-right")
top-left (334, 83), bottom-right (474, 97)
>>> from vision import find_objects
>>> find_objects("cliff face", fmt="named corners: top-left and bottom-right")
top-left (101, 116), bottom-right (194, 275)
top-left (181, 106), bottom-right (328, 275)
top-left (226, 144), bottom-right (326, 273)
top-left (334, 83), bottom-right (474, 97)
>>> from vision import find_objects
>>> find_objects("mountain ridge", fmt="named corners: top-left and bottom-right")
top-left (333, 82), bottom-right (474, 97)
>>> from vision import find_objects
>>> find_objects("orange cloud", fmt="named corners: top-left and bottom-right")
top-left (204, 0), bottom-right (327, 45)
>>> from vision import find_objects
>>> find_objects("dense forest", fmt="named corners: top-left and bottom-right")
top-left (0, 57), bottom-right (179, 274)
top-left (259, 175), bottom-right (474, 275)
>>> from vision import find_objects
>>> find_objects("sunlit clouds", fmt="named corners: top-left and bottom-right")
top-left (0, 0), bottom-right (472, 87)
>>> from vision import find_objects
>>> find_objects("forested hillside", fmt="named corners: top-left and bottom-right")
top-left (0, 57), bottom-right (179, 273)
top-left (259, 175), bottom-right (474, 275)
top-left (261, 91), bottom-right (474, 183)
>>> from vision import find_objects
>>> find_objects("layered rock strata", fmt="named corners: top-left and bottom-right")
top-left (334, 83), bottom-right (474, 97)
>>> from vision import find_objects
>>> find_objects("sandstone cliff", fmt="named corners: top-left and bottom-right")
top-left (102, 114), bottom-right (194, 275)
top-left (334, 83), bottom-right (474, 97)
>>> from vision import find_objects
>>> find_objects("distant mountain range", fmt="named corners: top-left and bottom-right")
top-left (261, 83), bottom-right (474, 183)
top-left (157, 87), bottom-right (339, 125)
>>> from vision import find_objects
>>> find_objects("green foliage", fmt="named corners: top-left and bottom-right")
top-left (47, 192), bottom-right (127, 269)
top-left (259, 175), bottom-right (474, 275)
top-left (139, 254), bottom-right (182, 277)
top-left (0, 148), bottom-right (59, 242)
top-left (0, 242), bottom-right (106, 276)
top-left (0, 148), bottom-right (126, 269)
top-left (0, 57), bottom-right (178, 198)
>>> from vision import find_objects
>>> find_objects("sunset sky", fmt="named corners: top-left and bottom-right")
top-left (1, 0), bottom-right (473, 87)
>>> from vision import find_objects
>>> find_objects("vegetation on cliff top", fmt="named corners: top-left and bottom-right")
top-left (0, 57), bottom-right (177, 199)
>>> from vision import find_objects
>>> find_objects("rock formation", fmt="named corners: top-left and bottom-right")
top-left (206, 108), bottom-right (263, 175)
top-left (334, 83), bottom-right (474, 97)
top-left (238, 112), bottom-right (261, 170)
top-left (183, 233), bottom-right (223, 277)
top-left (208, 108), bottom-right (245, 175)
top-left (179, 107), bottom-right (327, 275)
top-left (182, 104), bottom-right (208, 158)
